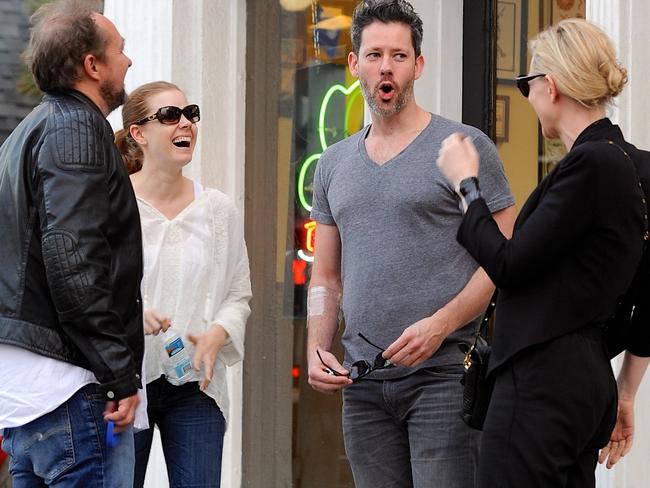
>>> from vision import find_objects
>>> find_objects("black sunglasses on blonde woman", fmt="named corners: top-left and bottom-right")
top-left (135, 104), bottom-right (201, 126)
top-left (514, 73), bottom-right (546, 98)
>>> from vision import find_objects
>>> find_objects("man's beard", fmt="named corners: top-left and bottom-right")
top-left (100, 81), bottom-right (127, 115)
top-left (360, 77), bottom-right (415, 118)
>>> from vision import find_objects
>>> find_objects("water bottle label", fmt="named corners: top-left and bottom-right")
top-left (174, 357), bottom-right (193, 378)
top-left (164, 337), bottom-right (184, 358)
top-left (161, 332), bottom-right (195, 385)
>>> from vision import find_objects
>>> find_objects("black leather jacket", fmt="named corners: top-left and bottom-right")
top-left (0, 89), bottom-right (144, 401)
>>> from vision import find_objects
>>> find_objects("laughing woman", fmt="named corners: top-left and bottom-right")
top-left (437, 19), bottom-right (650, 488)
top-left (115, 81), bottom-right (251, 488)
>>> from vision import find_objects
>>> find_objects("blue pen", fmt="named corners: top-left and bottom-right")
top-left (106, 420), bottom-right (120, 448)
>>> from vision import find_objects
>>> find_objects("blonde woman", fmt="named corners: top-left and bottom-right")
top-left (438, 19), bottom-right (650, 487)
top-left (115, 81), bottom-right (251, 487)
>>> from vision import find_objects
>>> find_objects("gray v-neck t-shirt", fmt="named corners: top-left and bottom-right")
top-left (311, 113), bottom-right (514, 378)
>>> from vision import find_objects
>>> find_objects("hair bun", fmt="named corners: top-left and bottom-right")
top-left (605, 62), bottom-right (628, 98)
top-left (114, 127), bottom-right (143, 174)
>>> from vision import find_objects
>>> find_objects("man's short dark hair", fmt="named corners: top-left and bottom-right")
top-left (351, 0), bottom-right (424, 57)
top-left (24, 0), bottom-right (106, 93)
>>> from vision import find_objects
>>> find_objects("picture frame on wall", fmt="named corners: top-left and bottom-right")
top-left (495, 95), bottom-right (509, 143)
top-left (551, 0), bottom-right (585, 22)
top-left (496, 0), bottom-right (529, 83)
top-left (540, 1), bottom-right (586, 31)
top-left (540, 136), bottom-right (566, 180)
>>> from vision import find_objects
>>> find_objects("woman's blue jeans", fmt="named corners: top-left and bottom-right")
top-left (133, 376), bottom-right (225, 488)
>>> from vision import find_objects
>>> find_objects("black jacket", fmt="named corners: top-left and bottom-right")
top-left (0, 89), bottom-right (144, 401)
top-left (458, 119), bottom-right (647, 373)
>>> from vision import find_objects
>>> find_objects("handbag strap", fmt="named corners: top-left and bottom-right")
top-left (606, 140), bottom-right (649, 245)
top-left (463, 291), bottom-right (497, 371)
top-left (477, 290), bottom-right (497, 338)
top-left (605, 140), bottom-right (649, 323)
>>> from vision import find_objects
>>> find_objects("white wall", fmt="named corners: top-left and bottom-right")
top-left (104, 1), bottom-right (246, 487)
top-left (588, 2), bottom-right (650, 487)
top-left (104, 0), bottom-right (173, 128)
top-left (411, 0), bottom-right (464, 121)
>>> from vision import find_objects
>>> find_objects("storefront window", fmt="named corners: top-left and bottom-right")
top-left (495, 0), bottom-right (586, 206)
top-left (264, 2), bottom-right (588, 485)
top-left (276, 1), bottom-right (362, 486)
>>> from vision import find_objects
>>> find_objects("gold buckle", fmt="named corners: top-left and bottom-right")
top-left (463, 344), bottom-right (475, 371)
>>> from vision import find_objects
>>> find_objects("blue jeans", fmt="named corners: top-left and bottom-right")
top-left (342, 365), bottom-right (480, 488)
top-left (1, 383), bottom-right (134, 488)
top-left (134, 377), bottom-right (225, 488)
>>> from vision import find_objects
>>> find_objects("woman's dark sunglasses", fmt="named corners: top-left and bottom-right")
top-left (316, 332), bottom-right (393, 382)
top-left (135, 104), bottom-right (200, 125)
top-left (515, 73), bottom-right (546, 98)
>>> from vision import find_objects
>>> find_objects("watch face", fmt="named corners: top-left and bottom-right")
top-left (459, 177), bottom-right (480, 197)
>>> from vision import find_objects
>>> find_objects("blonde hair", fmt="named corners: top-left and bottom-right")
top-left (530, 18), bottom-right (627, 108)
top-left (114, 81), bottom-right (181, 174)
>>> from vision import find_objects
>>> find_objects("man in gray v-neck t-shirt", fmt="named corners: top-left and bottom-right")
top-left (306, 2), bottom-right (515, 487)
top-left (312, 114), bottom-right (514, 375)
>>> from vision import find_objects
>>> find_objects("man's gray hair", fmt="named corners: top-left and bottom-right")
top-left (24, 0), bottom-right (105, 92)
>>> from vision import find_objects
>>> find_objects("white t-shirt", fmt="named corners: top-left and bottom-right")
top-left (0, 344), bottom-right (96, 431)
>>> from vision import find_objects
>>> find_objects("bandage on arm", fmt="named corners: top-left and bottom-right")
top-left (307, 286), bottom-right (341, 325)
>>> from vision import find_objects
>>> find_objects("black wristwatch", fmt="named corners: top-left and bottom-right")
top-left (457, 177), bottom-right (482, 212)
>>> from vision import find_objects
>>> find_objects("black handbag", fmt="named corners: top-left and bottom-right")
top-left (459, 293), bottom-right (497, 430)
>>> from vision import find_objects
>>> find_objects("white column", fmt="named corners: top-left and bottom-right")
top-left (588, 2), bottom-right (650, 487)
top-left (104, 0), bottom-right (173, 128)
top-left (170, 0), bottom-right (247, 209)
top-left (104, 1), bottom-right (246, 487)
top-left (410, 0), bottom-right (464, 121)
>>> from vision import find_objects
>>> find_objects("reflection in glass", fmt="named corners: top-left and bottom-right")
top-left (276, 2), bottom-right (363, 486)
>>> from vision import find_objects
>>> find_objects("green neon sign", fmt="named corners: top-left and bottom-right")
top-left (297, 79), bottom-right (361, 212)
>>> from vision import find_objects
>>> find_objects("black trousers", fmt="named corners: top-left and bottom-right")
top-left (478, 328), bottom-right (617, 488)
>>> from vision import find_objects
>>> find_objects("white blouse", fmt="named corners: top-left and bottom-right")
top-left (137, 181), bottom-right (251, 424)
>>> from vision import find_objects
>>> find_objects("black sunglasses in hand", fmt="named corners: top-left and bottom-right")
top-left (317, 332), bottom-right (393, 382)
top-left (515, 73), bottom-right (546, 98)
top-left (135, 104), bottom-right (201, 126)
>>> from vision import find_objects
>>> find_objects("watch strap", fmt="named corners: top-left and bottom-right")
top-left (457, 177), bottom-right (482, 212)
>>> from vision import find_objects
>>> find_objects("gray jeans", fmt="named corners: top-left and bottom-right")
top-left (342, 365), bottom-right (480, 488)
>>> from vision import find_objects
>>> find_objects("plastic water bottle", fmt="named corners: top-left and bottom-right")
top-left (161, 329), bottom-right (194, 385)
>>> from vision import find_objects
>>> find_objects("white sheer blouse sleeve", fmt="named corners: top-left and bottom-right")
top-left (209, 194), bottom-right (251, 366)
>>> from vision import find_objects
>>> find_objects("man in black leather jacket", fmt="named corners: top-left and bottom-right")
top-left (0, 1), bottom-right (144, 485)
